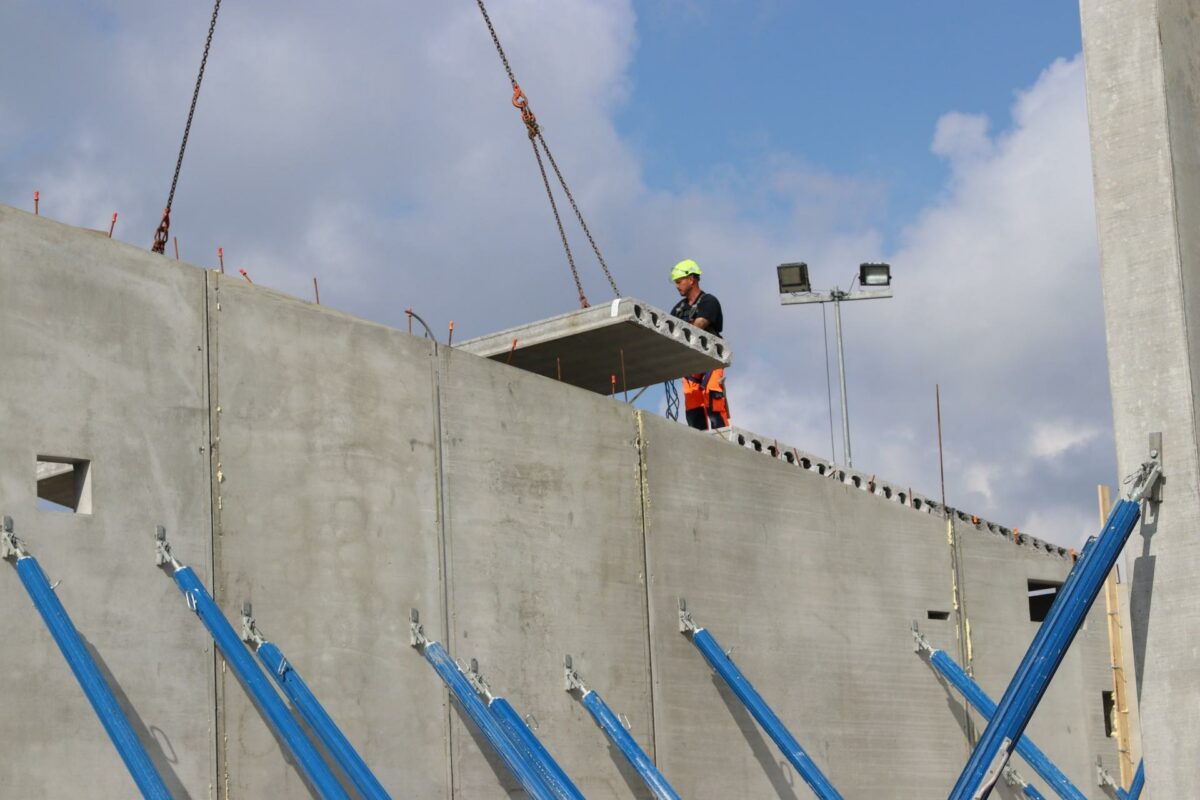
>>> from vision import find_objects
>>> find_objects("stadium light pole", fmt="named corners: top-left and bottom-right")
top-left (776, 262), bottom-right (893, 468)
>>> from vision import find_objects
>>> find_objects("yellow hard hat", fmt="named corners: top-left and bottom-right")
top-left (671, 259), bottom-right (701, 281)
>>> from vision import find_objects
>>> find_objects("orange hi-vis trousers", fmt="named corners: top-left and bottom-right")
top-left (682, 368), bottom-right (729, 430)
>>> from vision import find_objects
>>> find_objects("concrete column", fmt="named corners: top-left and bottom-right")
top-left (1080, 0), bottom-right (1200, 795)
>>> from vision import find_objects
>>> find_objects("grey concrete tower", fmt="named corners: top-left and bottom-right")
top-left (1080, 0), bottom-right (1200, 795)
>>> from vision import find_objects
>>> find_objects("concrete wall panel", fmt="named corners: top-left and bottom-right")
top-left (0, 207), bottom-right (215, 798)
top-left (639, 412), bottom-right (968, 798)
top-left (437, 348), bottom-right (653, 798)
top-left (0, 204), bottom-right (1139, 798)
top-left (209, 277), bottom-right (449, 798)
top-left (1081, 0), bottom-right (1200, 793)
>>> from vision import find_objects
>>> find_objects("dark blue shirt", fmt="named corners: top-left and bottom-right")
top-left (670, 291), bottom-right (723, 338)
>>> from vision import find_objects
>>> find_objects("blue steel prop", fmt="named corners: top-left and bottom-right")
top-left (491, 697), bottom-right (583, 800)
top-left (409, 610), bottom-right (556, 800)
top-left (464, 659), bottom-right (583, 800)
top-left (1, 519), bottom-right (171, 800)
top-left (563, 655), bottom-right (681, 800)
top-left (678, 599), bottom-right (844, 800)
top-left (947, 458), bottom-right (1161, 800)
top-left (911, 625), bottom-right (1085, 800)
top-left (155, 529), bottom-right (349, 800)
top-left (1007, 771), bottom-right (1047, 800)
top-left (241, 606), bottom-right (390, 800)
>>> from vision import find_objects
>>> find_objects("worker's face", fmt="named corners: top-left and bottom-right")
top-left (674, 276), bottom-right (696, 296)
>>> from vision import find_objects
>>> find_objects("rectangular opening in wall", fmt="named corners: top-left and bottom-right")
top-left (927, 610), bottom-right (951, 620)
top-left (1027, 579), bottom-right (1062, 622)
top-left (1102, 690), bottom-right (1116, 737)
top-left (36, 456), bottom-right (92, 514)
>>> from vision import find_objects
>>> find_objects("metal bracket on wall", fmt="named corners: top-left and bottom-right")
top-left (1146, 432), bottom-right (1163, 503)
top-left (1096, 758), bottom-right (1120, 791)
top-left (240, 601), bottom-right (264, 647)
top-left (154, 525), bottom-right (180, 569)
top-left (563, 654), bottom-right (586, 693)
top-left (910, 621), bottom-right (935, 655)
top-left (1122, 438), bottom-right (1162, 504)
top-left (409, 608), bottom-right (427, 648)
top-left (678, 597), bottom-right (697, 634)
top-left (464, 657), bottom-right (494, 701)
top-left (1, 515), bottom-right (25, 560)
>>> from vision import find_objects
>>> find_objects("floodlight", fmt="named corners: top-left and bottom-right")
top-left (777, 262), bottom-right (811, 294)
top-left (858, 262), bottom-right (891, 287)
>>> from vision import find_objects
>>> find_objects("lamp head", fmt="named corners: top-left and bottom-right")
top-left (777, 262), bottom-right (811, 294)
top-left (858, 262), bottom-right (891, 287)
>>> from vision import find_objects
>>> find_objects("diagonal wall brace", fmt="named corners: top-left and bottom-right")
top-left (408, 608), bottom-right (556, 799)
top-left (564, 654), bottom-right (680, 800)
top-left (946, 444), bottom-right (1164, 800)
top-left (677, 597), bottom-right (843, 800)
top-left (912, 622), bottom-right (1087, 800)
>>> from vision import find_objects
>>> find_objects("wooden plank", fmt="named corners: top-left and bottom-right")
top-left (1099, 484), bottom-right (1135, 787)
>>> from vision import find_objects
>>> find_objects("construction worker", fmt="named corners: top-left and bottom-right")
top-left (670, 259), bottom-right (729, 430)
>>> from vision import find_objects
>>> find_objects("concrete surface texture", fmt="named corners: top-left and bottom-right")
top-left (206, 276), bottom-right (450, 796)
top-left (457, 297), bottom-right (730, 394)
top-left (0, 205), bottom-right (215, 797)
top-left (1081, 0), bottom-right (1200, 796)
top-left (0, 204), bottom-right (1122, 798)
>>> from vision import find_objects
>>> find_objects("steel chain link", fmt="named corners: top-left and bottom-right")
top-left (537, 137), bottom-right (620, 298)
top-left (530, 138), bottom-right (588, 308)
top-left (474, 0), bottom-right (621, 303)
top-left (153, 0), bottom-right (222, 253)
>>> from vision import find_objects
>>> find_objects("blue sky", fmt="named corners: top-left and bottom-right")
top-left (0, 1), bottom-right (1113, 546)
top-left (623, 1), bottom-right (1084, 242)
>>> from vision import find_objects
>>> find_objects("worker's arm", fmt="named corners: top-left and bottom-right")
top-left (689, 293), bottom-right (721, 333)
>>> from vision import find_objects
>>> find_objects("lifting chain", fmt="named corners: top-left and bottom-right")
top-left (474, 0), bottom-right (621, 307)
top-left (527, 135), bottom-right (588, 308)
top-left (152, 0), bottom-right (222, 254)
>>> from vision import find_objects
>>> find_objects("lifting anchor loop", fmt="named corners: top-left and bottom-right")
top-left (511, 84), bottom-right (539, 139)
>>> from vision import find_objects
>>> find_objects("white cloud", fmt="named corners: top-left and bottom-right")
top-left (1028, 420), bottom-right (1101, 460)
top-left (963, 462), bottom-right (1001, 508)
top-left (727, 55), bottom-right (1114, 544)
top-left (1021, 504), bottom-right (1098, 549)
top-left (931, 112), bottom-right (993, 162)
top-left (1, 6), bottom-right (1113, 545)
